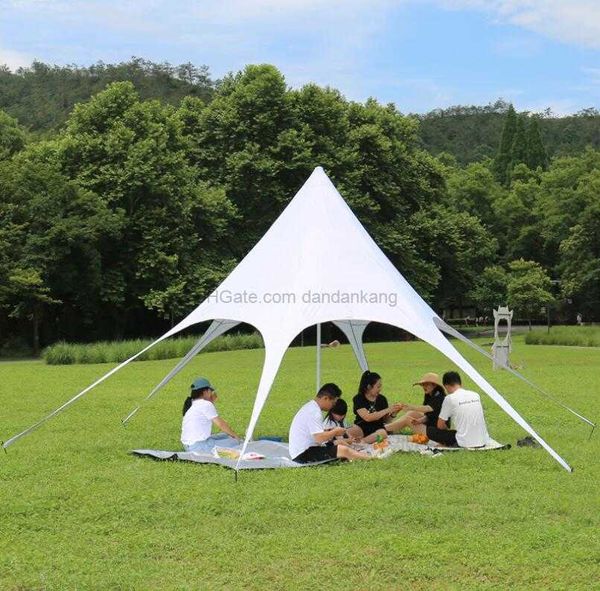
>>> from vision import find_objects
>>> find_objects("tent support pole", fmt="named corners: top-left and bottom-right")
top-left (316, 323), bottom-right (321, 392)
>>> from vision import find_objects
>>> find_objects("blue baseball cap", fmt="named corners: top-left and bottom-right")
top-left (191, 377), bottom-right (214, 391)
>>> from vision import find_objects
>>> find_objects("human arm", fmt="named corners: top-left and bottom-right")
top-left (312, 426), bottom-right (346, 444)
top-left (356, 404), bottom-right (400, 422)
top-left (400, 403), bottom-right (433, 413)
top-left (212, 417), bottom-right (241, 440)
top-left (437, 397), bottom-right (453, 431)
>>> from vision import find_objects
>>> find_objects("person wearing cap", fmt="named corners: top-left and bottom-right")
top-left (400, 372), bottom-right (447, 434)
top-left (289, 383), bottom-right (372, 463)
top-left (180, 377), bottom-right (241, 452)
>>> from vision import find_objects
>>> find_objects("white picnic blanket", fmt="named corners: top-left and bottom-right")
top-left (386, 434), bottom-right (509, 454)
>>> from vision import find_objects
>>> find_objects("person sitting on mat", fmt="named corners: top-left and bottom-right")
top-left (289, 383), bottom-right (371, 463)
top-left (181, 377), bottom-right (242, 452)
top-left (323, 397), bottom-right (351, 431)
top-left (399, 372), bottom-right (447, 432)
top-left (413, 371), bottom-right (489, 448)
top-left (352, 370), bottom-right (417, 442)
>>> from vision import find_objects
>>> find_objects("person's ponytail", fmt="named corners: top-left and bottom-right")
top-left (182, 396), bottom-right (193, 416)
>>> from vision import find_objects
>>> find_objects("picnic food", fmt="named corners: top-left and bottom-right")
top-left (410, 433), bottom-right (429, 444)
top-left (373, 434), bottom-right (389, 450)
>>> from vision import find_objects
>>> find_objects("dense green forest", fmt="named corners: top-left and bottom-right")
top-left (2, 60), bottom-right (598, 160)
top-left (417, 102), bottom-right (600, 164)
top-left (0, 59), bottom-right (214, 134)
top-left (1, 60), bottom-right (599, 354)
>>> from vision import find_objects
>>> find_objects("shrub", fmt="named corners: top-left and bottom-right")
top-left (43, 333), bottom-right (264, 365)
top-left (524, 326), bottom-right (600, 347)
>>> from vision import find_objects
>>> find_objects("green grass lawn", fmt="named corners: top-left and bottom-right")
top-left (1, 337), bottom-right (599, 590)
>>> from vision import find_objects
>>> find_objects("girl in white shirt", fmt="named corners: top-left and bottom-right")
top-left (181, 377), bottom-right (241, 453)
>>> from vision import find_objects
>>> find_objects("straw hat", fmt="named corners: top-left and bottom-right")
top-left (413, 372), bottom-right (444, 388)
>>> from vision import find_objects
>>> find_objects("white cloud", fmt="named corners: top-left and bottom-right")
top-left (0, 47), bottom-right (32, 70)
top-left (3, 0), bottom-right (399, 99)
top-left (435, 0), bottom-right (600, 49)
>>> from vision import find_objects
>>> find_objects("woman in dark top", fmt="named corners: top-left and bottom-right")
top-left (351, 370), bottom-right (417, 442)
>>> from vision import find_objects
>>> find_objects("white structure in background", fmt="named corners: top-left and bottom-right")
top-left (492, 306), bottom-right (513, 370)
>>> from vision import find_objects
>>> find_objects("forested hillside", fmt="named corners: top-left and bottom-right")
top-left (0, 59), bottom-right (214, 133)
top-left (2, 60), bottom-right (599, 159)
top-left (417, 102), bottom-right (600, 164)
top-left (1, 60), bottom-right (599, 354)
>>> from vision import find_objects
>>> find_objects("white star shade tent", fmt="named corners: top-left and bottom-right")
top-left (4, 167), bottom-right (591, 471)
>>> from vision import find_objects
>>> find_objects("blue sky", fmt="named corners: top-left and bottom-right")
top-left (1, 0), bottom-right (599, 114)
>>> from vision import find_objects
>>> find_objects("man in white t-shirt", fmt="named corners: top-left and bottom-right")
top-left (289, 383), bottom-right (371, 463)
top-left (181, 377), bottom-right (241, 452)
top-left (428, 371), bottom-right (490, 448)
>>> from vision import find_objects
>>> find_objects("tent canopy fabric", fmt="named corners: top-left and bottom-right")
top-left (3, 167), bottom-right (576, 472)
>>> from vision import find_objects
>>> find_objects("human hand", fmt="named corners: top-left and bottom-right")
top-left (334, 427), bottom-right (347, 437)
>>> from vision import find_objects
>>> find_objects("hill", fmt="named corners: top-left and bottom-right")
top-left (416, 101), bottom-right (600, 164)
top-left (1, 60), bottom-right (598, 160)
top-left (0, 58), bottom-right (215, 133)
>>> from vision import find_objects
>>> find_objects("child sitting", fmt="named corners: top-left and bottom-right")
top-left (324, 398), bottom-right (389, 449)
top-left (323, 398), bottom-right (351, 431)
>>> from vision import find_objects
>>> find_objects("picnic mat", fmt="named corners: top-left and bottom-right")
top-left (132, 436), bottom-right (509, 471)
top-left (387, 435), bottom-right (510, 454)
top-left (131, 440), bottom-right (335, 470)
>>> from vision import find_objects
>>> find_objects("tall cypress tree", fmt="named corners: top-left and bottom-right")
top-left (510, 115), bottom-right (528, 170)
top-left (526, 116), bottom-right (548, 170)
top-left (493, 104), bottom-right (517, 185)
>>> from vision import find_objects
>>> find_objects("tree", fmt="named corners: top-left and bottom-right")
top-left (0, 268), bottom-right (60, 354)
top-left (0, 156), bottom-right (122, 349)
top-left (0, 109), bottom-right (25, 160)
top-left (0, 58), bottom-right (215, 132)
top-left (493, 104), bottom-right (517, 185)
top-left (58, 81), bottom-right (235, 334)
top-left (405, 205), bottom-right (498, 312)
top-left (507, 259), bottom-right (554, 328)
top-left (510, 115), bottom-right (528, 172)
top-left (526, 117), bottom-right (548, 170)
top-left (469, 266), bottom-right (508, 316)
top-left (558, 171), bottom-right (600, 317)
top-left (534, 148), bottom-right (600, 269)
top-left (446, 159), bottom-right (504, 229)
top-left (491, 169), bottom-right (542, 261)
top-left (180, 65), bottom-right (446, 266)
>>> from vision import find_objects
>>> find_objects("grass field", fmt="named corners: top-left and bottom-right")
top-left (1, 337), bottom-right (599, 590)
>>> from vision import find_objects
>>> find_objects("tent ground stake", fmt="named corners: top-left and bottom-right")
top-left (588, 425), bottom-right (595, 441)
top-left (234, 470), bottom-right (238, 483)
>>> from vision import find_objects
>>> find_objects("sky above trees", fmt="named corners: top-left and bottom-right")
top-left (1, 0), bottom-right (599, 115)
